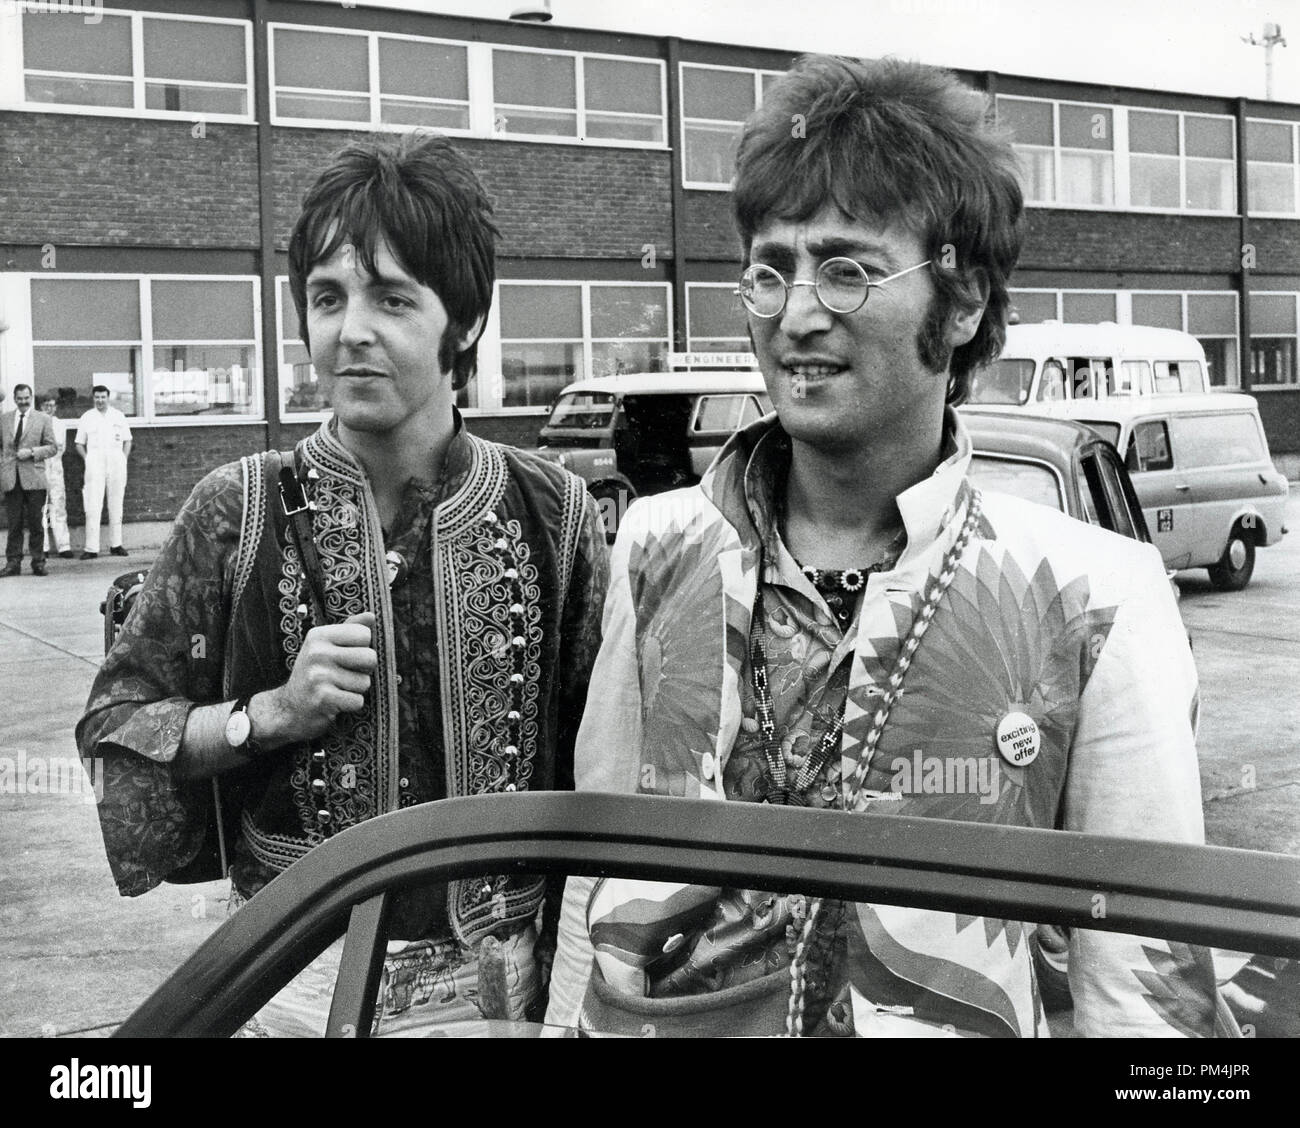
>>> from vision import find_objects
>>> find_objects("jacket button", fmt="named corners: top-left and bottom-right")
top-left (700, 752), bottom-right (715, 781)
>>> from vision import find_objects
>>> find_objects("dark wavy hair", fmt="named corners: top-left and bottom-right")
top-left (732, 55), bottom-right (1024, 403)
top-left (288, 133), bottom-right (498, 390)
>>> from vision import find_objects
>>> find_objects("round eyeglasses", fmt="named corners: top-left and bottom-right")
top-left (735, 257), bottom-right (932, 318)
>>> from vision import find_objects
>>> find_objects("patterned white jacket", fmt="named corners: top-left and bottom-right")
top-left (546, 410), bottom-right (1215, 1037)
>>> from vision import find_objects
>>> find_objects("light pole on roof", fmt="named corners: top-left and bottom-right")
top-left (1241, 22), bottom-right (1287, 101)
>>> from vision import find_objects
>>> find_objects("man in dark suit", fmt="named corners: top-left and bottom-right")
top-left (2, 383), bottom-right (59, 576)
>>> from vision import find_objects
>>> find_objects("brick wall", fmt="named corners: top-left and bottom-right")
top-left (272, 132), bottom-right (673, 260)
top-left (1257, 392), bottom-right (1300, 455)
top-left (683, 191), bottom-right (741, 262)
top-left (1021, 211), bottom-right (1240, 274)
top-left (0, 113), bottom-right (261, 249)
top-left (1248, 220), bottom-right (1300, 275)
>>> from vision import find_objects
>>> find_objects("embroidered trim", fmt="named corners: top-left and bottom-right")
top-left (241, 809), bottom-right (312, 872)
top-left (556, 470), bottom-right (587, 608)
top-left (232, 453), bottom-right (267, 620)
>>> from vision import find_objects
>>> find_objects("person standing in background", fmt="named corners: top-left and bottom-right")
top-left (39, 393), bottom-right (73, 559)
top-left (75, 385), bottom-right (132, 559)
top-left (2, 383), bottom-right (58, 577)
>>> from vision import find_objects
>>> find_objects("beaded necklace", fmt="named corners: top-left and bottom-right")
top-left (768, 488), bottom-right (984, 1036)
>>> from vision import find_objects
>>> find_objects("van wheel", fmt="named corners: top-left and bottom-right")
top-left (1207, 526), bottom-right (1255, 591)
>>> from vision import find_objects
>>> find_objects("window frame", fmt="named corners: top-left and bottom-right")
top-left (269, 24), bottom-right (475, 136)
top-left (997, 94), bottom-right (1238, 216)
top-left (1247, 290), bottom-right (1300, 390)
top-left (494, 279), bottom-right (673, 411)
top-left (489, 43), bottom-right (667, 148)
top-left (10, 7), bottom-right (254, 123)
top-left (28, 273), bottom-right (264, 425)
top-left (1246, 116), bottom-right (1300, 218)
top-left (680, 61), bottom-right (785, 190)
top-left (685, 282), bottom-right (750, 352)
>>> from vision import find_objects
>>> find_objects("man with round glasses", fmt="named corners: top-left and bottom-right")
top-left (548, 55), bottom-right (1213, 1038)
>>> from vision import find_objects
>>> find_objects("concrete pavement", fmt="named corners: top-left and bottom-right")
top-left (0, 521), bottom-right (228, 1038)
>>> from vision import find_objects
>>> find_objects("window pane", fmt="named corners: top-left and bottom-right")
top-left (500, 285), bottom-right (582, 339)
top-left (1199, 337), bottom-right (1239, 388)
top-left (25, 74), bottom-right (133, 108)
top-left (967, 456), bottom-right (1063, 511)
top-left (689, 286), bottom-right (746, 340)
top-left (968, 358), bottom-right (1034, 405)
top-left (1013, 146), bottom-right (1055, 203)
top-left (31, 279), bottom-right (140, 341)
top-left (1247, 120), bottom-right (1293, 162)
top-left (33, 345), bottom-right (142, 417)
top-left (274, 29), bottom-right (369, 92)
top-left (1059, 151), bottom-right (1113, 205)
top-left (1248, 162), bottom-right (1296, 213)
top-left (152, 345), bottom-right (257, 416)
top-left (1008, 291), bottom-right (1057, 323)
top-left (997, 98), bottom-right (1053, 146)
top-left (143, 18), bottom-right (246, 84)
top-left (24, 12), bottom-right (131, 75)
top-left (590, 287), bottom-right (667, 339)
top-left (591, 340), bottom-right (667, 377)
top-left (1132, 293), bottom-right (1182, 329)
top-left (501, 342), bottom-right (582, 407)
top-left (380, 99), bottom-right (470, 130)
top-left (1133, 421), bottom-right (1172, 471)
top-left (495, 107), bottom-right (577, 136)
top-left (1059, 104), bottom-right (1112, 151)
top-left (685, 122), bottom-right (741, 183)
top-left (1250, 293), bottom-right (1298, 335)
top-left (1171, 413), bottom-right (1263, 468)
top-left (1185, 159), bottom-right (1233, 210)
top-left (378, 38), bottom-right (467, 101)
top-left (585, 57), bottom-right (659, 115)
top-left (694, 395), bottom-right (743, 432)
top-left (1187, 294), bottom-right (1236, 336)
top-left (151, 280), bottom-right (255, 341)
top-left (1062, 292), bottom-right (1116, 323)
top-left (585, 113), bottom-right (664, 143)
top-left (1129, 110), bottom-right (1179, 155)
top-left (494, 50), bottom-right (575, 110)
top-left (282, 342), bottom-right (328, 413)
top-left (145, 84), bottom-right (249, 115)
top-left (277, 91), bottom-right (369, 121)
top-left (1185, 114), bottom-right (1233, 159)
top-left (683, 66), bottom-right (755, 122)
top-left (1250, 337), bottom-right (1296, 385)
top-left (1129, 154), bottom-right (1180, 208)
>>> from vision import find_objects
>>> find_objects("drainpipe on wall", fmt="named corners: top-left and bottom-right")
top-left (252, 0), bottom-right (281, 449)
top-left (1235, 96), bottom-right (1253, 394)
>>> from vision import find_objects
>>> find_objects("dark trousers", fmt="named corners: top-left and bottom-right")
top-left (5, 484), bottom-right (47, 565)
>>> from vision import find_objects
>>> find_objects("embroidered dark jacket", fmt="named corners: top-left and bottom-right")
top-left (77, 417), bottom-right (607, 946)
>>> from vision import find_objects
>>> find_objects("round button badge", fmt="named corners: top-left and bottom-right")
top-left (995, 710), bottom-right (1040, 767)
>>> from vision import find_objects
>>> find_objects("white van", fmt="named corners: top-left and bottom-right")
top-left (1058, 394), bottom-right (1289, 590)
top-left (966, 322), bottom-right (1209, 409)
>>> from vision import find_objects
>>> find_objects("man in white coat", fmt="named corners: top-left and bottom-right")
top-left (75, 385), bottom-right (132, 559)
top-left (38, 394), bottom-right (73, 558)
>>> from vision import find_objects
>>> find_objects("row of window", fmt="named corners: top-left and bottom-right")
top-left (14, 276), bottom-right (1299, 426)
top-left (999, 95), bottom-right (1300, 217)
top-left (8, 9), bottom-right (1300, 212)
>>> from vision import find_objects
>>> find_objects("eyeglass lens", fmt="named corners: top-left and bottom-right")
top-left (739, 257), bottom-right (870, 317)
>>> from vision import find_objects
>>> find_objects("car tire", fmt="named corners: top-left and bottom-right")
top-left (1207, 524), bottom-right (1255, 592)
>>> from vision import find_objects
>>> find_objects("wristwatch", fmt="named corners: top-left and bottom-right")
top-left (224, 695), bottom-right (262, 757)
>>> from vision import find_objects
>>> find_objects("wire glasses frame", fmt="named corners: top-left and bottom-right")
top-left (735, 257), bottom-right (932, 318)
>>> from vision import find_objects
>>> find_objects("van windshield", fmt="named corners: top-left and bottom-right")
top-left (967, 359), bottom-right (1035, 405)
top-left (546, 392), bottom-right (616, 430)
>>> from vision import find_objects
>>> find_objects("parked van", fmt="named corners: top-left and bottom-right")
top-left (536, 366), bottom-right (771, 536)
top-left (966, 322), bottom-right (1210, 409)
top-left (1059, 394), bottom-right (1289, 590)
